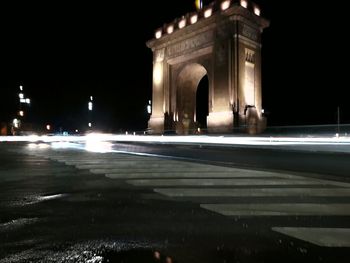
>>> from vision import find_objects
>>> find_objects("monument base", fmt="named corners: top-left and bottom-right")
top-left (207, 111), bottom-right (234, 133)
top-left (148, 116), bottom-right (164, 134)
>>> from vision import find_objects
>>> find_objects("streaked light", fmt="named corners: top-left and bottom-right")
top-left (90, 96), bottom-right (93, 101)
top-left (19, 111), bottom-right (24, 117)
top-left (190, 14), bottom-right (198, 24)
top-left (254, 6), bottom-right (261, 16)
top-left (1, 134), bottom-right (350, 148)
top-left (155, 30), bottom-right (162, 39)
top-left (19, 93), bottom-right (24, 99)
top-left (20, 99), bottom-right (26, 103)
top-left (46, 125), bottom-right (51, 131)
top-left (147, 105), bottom-right (152, 114)
top-left (204, 8), bottom-right (212, 18)
top-left (167, 25), bottom-right (174, 34)
top-left (25, 98), bottom-right (31, 104)
top-left (240, 0), bottom-right (248, 8)
top-left (88, 102), bottom-right (93, 111)
top-left (178, 19), bottom-right (186, 29)
top-left (20, 85), bottom-right (23, 91)
top-left (88, 122), bottom-right (92, 128)
top-left (221, 0), bottom-right (231, 11)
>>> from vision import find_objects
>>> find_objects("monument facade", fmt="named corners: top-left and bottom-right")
top-left (147, 0), bottom-right (269, 134)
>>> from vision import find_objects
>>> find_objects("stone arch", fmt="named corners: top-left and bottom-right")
top-left (147, 0), bottom-right (269, 134)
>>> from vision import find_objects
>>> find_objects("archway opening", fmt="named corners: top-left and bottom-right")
top-left (176, 63), bottom-right (208, 134)
top-left (196, 75), bottom-right (209, 129)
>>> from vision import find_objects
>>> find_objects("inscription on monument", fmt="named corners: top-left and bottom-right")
top-left (167, 31), bottom-right (213, 57)
top-left (242, 25), bottom-right (258, 41)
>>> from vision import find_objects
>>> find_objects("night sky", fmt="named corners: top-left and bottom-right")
top-left (0, 1), bottom-right (348, 132)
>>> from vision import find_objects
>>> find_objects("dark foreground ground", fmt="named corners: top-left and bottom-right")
top-left (1, 142), bottom-right (350, 263)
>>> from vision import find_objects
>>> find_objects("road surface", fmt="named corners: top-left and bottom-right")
top-left (1, 142), bottom-right (350, 263)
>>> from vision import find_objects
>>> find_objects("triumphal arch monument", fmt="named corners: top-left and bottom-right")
top-left (147, 0), bottom-right (269, 134)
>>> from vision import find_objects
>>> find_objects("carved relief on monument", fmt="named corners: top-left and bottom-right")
top-left (244, 49), bottom-right (255, 106)
top-left (166, 30), bottom-right (214, 57)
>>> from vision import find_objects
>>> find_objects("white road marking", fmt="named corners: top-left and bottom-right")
top-left (201, 203), bottom-right (350, 216)
top-left (154, 188), bottom-right (350, 197)
top-left (105, 172), bottom-right (285, 179)
top-left (272, 227), bottom-right (350, 247)
top-left (126, 178), bottom-right (340, 187)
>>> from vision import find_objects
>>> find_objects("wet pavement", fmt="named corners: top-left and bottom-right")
top-left (1, 142), bottom-right (350, 262)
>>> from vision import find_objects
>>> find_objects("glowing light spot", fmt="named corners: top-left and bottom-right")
top-left (28, 143), bottom-right (37, 149)
top-left (88, 102), bottom-right (93, 111)
top-left (240, 0), bottom-right (248, 8)
top-left (85, 141), bottom-right (112, 153)
top-left (178, 19), bottom-right (186, 29)
top-left (204, 8), bottom-right (212, 18)
top-left (190, 14), bottom-right (198, 24)
top-left (19, 93), bottom-right (24, 99)
top-left (25, 98), bottom-right (31, 104)
top-left (13, 119), bottom-right (19, 128)
top-left (155, 30), bottom-right (162, 39)
top-left (38, 143), bottom-right (50, 149)
top-left (19, 111), bottom-right (24, 117)
top-left (167, 25), bottom-right (174, 34)
top-left (221, 0), bottom-right (231, 11)
top-left (254, 6), bottom-right (261, 16)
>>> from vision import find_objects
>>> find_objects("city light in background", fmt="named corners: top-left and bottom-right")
top-left (12, 85), bottom-right (31, 134)
top-left (147, 100), bottom-right (152, 114)
top-left (88, 96), bottom-right (94, 129)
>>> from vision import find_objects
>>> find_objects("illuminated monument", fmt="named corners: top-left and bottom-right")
top-left (147, 0), bottom-right (269, 134)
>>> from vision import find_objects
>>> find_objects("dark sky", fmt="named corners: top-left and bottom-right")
top-left (0, 1), bottom-right (348, 132)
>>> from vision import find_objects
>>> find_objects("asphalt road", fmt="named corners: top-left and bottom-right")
top-left (111, 142), bottom-right (350, 179)
top-left (1, 142), bottom-right (350, 263)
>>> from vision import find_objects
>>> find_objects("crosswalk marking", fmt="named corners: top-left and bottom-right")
top-left (126, 178), bottom-right (344, 187)
top-left (20, 148), bottom-right (350, 247)
top-left (272, 227), bottom-right (350, 247)
top-left (21, 151), bottom-right (350, 216)
top-left (105, 172), bottom-right (285, 179)
top-left (201, 203), bottom-right (350, 216)
top-left (154, 188), bottom-right (350, 197)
